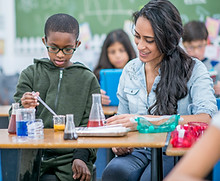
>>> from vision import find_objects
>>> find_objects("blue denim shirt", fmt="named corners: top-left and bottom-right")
top-left (117, 57), bottom-right (217, 117)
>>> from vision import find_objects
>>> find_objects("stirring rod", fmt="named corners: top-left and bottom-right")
top-left (32, 91), bottom-right (58, 117)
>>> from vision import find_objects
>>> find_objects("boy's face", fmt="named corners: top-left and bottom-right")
top-left (183, 40), bottom-right (207, 61)
top-left (42, 32), bottom-right (80, 68)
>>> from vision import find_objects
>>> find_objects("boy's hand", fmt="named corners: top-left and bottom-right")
top-left (21, 92), bottom-right (40, 108)
top-left (72, 159), bottom-right (91, 181)
top-left (101, 89), bottom-right (111, 105)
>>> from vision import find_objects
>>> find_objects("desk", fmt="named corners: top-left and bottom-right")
top-left (0, 129), bottom-right (167, 181)
top-left (102, 106), bottom-right (118, 116)
top-left (0, 105), bottom-right (10, 117)
top-left (166, 142), bottom-right (188, 157)
top-left (165, 141), bottom-right (213, 180)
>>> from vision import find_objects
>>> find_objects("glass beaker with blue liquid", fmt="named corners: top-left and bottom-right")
top-left (16, 108), bottom-right (35, 137)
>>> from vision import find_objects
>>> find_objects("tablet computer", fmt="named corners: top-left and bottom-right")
top-left (100, 69), bottom-right (122, 106)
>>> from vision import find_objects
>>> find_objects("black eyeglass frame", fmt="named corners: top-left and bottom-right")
top-left (45, 43), bottom-right (77, 55)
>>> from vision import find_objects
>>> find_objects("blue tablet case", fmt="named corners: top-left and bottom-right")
top-left (100, 69), bottom-right (123, 106)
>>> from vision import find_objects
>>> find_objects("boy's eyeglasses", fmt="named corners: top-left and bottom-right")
top-left (46, 44), bottom-right (76, 55)
top-left (184, 43), bottom-right (206, 52)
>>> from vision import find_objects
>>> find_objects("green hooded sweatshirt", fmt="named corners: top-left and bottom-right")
top-left (13, 58), bottom-right (100, 180)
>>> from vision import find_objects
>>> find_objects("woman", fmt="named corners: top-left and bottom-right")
top-left (93, 29), bottom-right (136, 105)
top-left (102, 1), bottom-right (217, 180)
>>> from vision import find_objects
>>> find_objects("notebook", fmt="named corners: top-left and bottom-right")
top-left (100, 69), bottom-right (123, 106)
top-left (75, 125), bottom-right (129, 137)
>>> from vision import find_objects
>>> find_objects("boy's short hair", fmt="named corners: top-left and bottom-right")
top-left (44, 13), bottom-right (79, 39)
top-left (182, 21), bottom-right (208, 42)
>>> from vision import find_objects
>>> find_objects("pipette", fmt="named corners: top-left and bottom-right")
top-left (32, 91), bottom-right (58, 117)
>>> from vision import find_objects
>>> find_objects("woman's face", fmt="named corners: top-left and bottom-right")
top-left (134, 16), bottom-right (163, 65)
top-left (107, 41), bottom-right (129, 69)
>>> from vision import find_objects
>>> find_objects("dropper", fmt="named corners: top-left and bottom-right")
top-left (32, 91), bottom-right (58, 117)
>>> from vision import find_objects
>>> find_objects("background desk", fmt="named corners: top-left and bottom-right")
top-left (0, 105), bottom-right (10, 129)
top-left (0, 105), bottom-right (10, 117)
top-left (102, 106), bottom-right (118, 116)
top-left (1, 129), bottom-right (167, 181)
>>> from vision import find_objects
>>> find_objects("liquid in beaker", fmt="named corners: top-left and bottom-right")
top-left (87, 94), bottom-right (105, 127)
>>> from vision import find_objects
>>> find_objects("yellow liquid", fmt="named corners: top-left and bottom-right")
top-left (54, 124), bottom-right (65, 131)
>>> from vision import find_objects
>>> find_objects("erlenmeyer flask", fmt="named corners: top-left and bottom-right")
top-left (64, 114), bottom-right (78, 140)
top-left (87, 94), bottom-right (105, 127)
top-left (8, 103), bottom-right (20, 134)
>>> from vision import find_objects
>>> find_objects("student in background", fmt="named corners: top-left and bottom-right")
top-left (182, 21), bottom-right (220, 96)
top-left (12, 13), bottom-right (100, 181)
top-left (102, 1), bottom-right (217, 180)
top-left (93, 29), bottom-right (136, 105)
top-left (164, 111), bottom-right (220, 181)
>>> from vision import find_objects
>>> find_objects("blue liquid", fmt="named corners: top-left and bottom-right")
top-left (16, 120), bottom-right (29, 136)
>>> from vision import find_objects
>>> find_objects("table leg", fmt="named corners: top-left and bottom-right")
top-left (151, 148), bottom-right (163, 181)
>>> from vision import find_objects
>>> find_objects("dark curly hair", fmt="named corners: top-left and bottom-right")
top-left (44, 13), bottom-right (79, 39)
top-left (133, 0), bottom-right (195, 115)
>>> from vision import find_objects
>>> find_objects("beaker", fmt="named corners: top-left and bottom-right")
top-left (87, 93), bottom-right (105, 127)
top-left (8, 103), bottom-right (20, 134)
top-left (64, 114), bottom-right (78, 140)
top-left (27, 119), bottom-right (44, 139)
top-left (16, 108), bottom-right (35, 137)
top-left (53, 115), bottom-right (65, 131)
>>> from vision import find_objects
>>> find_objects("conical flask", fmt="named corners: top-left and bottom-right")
top-left (8, 103), bottom-right (19, 134)
top-left (87, 94), bottom-right (105, 127)
top-left (64, 114), bottom-right (78, 140)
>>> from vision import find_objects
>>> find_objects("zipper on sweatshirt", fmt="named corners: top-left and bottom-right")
top-left (55, 68), bottom-right (63, 111)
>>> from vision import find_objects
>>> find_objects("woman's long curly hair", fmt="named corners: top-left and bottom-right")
top-left (133, 0), bottom-right (195, 115)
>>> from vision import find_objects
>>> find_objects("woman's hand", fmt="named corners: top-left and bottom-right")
top-left (106, 114), bottom-right (138, 131)
top-left (101, 89), bottom-right (111, 105)
top-left (21, 92), bottom-right (39, 108)
top-left (72, 159), bottom-right (91, 181)
top-left (112, 147), bottom-right (134, 156)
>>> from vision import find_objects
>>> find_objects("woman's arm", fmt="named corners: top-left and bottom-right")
top-left (164, 125), bottom-right (220, 181)
top-left (181, 113), bottom-right (212, 124)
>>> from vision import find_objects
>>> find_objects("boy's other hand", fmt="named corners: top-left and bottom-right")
top-left (101, 89), bottom-right (111, 105)
top-left (21, 92), bottom-right (40, 108)
top-left (112, 147), bottom-right (134, 156)
top-left (72, 159), bottom-right (91, 181)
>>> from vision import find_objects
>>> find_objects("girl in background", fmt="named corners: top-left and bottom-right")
top-left (93, 29), bottom-right (136, 105)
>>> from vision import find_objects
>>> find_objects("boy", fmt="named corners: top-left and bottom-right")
top-left (182, 20), bottom-right (220, 95)
top-left (13, 13), bottom-right (100, 181)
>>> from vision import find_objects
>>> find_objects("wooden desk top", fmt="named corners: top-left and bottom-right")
top-left (102, 106), bottom-right (118, 116)
top-left (0, 129), bottom-right (167, 149)
top-left (0, 105), bottom-right (10, 117)
top-left (166, 141), bottom-right (189, 156)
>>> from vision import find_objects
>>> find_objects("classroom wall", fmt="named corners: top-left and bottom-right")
top-left (0, 0), bottom-right (220, 75)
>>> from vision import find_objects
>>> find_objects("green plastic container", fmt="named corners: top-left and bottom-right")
top-left (135, 115), bottom-right (180, 133)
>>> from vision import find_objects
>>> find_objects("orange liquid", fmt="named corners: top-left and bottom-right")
top-left (54, 124), bottom-right (65, 131)
top-left (87, 120), bottom-right (103, 127)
